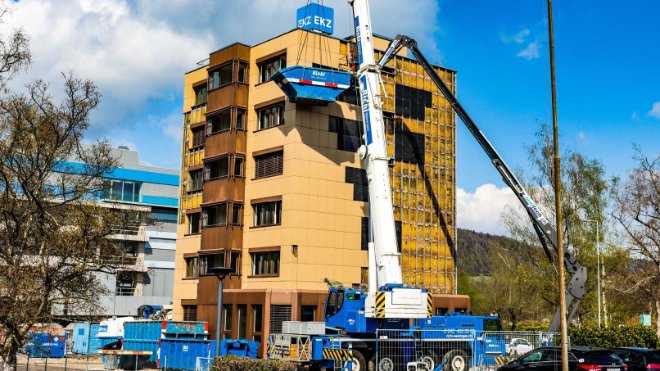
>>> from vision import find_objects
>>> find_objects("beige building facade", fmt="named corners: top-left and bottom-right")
top-left (172, 29), bottom-right (468, 356)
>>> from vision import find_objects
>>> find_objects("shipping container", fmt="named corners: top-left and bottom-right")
top-left (158, 339), bottom-right (216, 370)
top-left (72, 323), bottom-right (119, 355)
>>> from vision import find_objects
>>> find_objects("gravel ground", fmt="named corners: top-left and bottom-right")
top-left (13, 354), bottom-right (162, 371)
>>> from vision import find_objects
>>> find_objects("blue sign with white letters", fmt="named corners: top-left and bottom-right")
top-left (296, 3), bottom-right (334, 35)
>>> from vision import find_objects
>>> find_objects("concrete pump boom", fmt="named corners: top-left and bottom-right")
top-left (377, 34), bottom-right (587, 332)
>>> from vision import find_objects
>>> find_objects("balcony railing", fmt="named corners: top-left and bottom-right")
top-left (185, 148), bottom-right (204, 168)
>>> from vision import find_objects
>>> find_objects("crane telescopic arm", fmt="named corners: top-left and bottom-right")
top-left (378, 35), bottom-right (586, 332)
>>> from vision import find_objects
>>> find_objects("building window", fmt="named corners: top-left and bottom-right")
top-left (234, 156), bottom-right (244, 177)
top-left (257, 103), bottom-right (284, 130)
top-left (194, 85), bottom-right (207, 106)
top-left (104, 180), bottom-right (141, 202)
top-left (188, 212), bottom-right (201, 234)
top-left (236, 109), bottom-right (246, 130)
top-left (258, 54), bottom-right (286, 83)
top-left (230, 251), bottom-right (241, 274)
top-left (222, 304), bottom-right (232, 339)
top-left (183, 305), bottom-right (197, 321)
top-left (200, 253), bottom-right (226, 276)
top-left (188, 170), bottom-right (203, 192)
top-left (202, 203), bottom-right (227, 227)
top-left (115, 271), bottom-right (137, 296)
top-left (237, 304), bottom-right (247, 339)
top-left (232, 204), bottom-right (243, 226)
top-left (253, 200), bottom-right (281, 227)
top-left (185, 257), bottom-right (198, 278)
top-left (252, 304), bottom-right (263, 342)
top-left (207, 109), bottom-right (231, 134)
top-left (204, 157), bottom-right (229, 180)
top-left (361, 217), bottom-right (369, 251)
top-left (254, 150), bottom-right (283, 179)
top-left (191, 126), bottom-right (205, 148)
top-left (361, 267), bottom-right (368, 288)
top-left (237, 62), bottom-right (248, 84)
top-left (329, 116), bottom-right (361, 152)
top-left (251, 251), bottom-right (280, 276)
top-left (301, 305), bottom-right (317, 322)
top-left (210, 63), bottom-right (233, 90)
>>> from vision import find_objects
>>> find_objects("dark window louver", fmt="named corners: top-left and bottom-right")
top-left (192, 127), bottom-right (205, 148)
top-left (183, 305), bottom-right (197, 321)
top-left (255, 151), bottom-right (283, 179)
top-left (269, 305), bottom-right (291, 333)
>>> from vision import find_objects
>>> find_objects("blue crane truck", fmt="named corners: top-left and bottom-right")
top-left (268, 287), bottom-right (507, 371)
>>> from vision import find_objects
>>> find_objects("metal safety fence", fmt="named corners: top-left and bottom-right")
top-left (195, 356), bottom-right (213, 371)
top-left (375, 329), bottom-right (563, 371)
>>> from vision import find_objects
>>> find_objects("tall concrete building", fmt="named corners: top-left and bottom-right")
top-left (81, 147), bottom-right (180, 316)
top-left (173, 27), bottom-right (468, 353)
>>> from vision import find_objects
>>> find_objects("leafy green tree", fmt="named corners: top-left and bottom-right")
top-left (499, 122), bottom-right (611, 326)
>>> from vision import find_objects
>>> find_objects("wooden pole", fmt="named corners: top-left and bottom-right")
top-left (546, 1), bottom-right (569, 371)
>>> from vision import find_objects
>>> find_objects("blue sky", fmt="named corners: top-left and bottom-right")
top-left (3, 0), bottom-right (658, 234)
top-left (435, 0), bottom-right (659, 192)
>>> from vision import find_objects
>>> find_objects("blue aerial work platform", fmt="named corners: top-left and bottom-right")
top-left (271, 66), bottom-right (351, 104)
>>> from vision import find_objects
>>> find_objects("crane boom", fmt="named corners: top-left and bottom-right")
top-left (378, 35), bottom-right (586, 332)
top-left (348, 0), bottom-right (429, 320)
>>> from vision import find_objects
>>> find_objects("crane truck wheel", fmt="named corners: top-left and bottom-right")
top-left (443, 349), bottom-right (469, 371)
top-left (346, 349), bottom-right (368, 371)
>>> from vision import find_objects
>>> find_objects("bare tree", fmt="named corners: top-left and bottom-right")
top-left (612, 147), bottom-right (659, 337)
top-left (0, 5), bottom-right (30, 90)
top-left (0, 9), bottom-right (136, 370)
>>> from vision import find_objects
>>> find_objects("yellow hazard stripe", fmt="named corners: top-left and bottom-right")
top-left (427, 294), bottom-right (433, 318)
top-left (322, 348), bottom-right (352, 361)
top-left (495, 356), bottom-right (514, 365)
top-left (375, 291), bottom-right (386, 318)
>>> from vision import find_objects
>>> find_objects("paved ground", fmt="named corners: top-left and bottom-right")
top-left (14, 355), bottom-right (161, 371)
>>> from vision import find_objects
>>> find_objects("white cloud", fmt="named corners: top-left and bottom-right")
top-left (158, 111), bottom-right (183, 144)
top-left (1, 0), bottom-right (441, 167)
top-left (631, 112), bottom-right (639, 121)
top-left (516, 41), bottom-right (540, 60)
top-left (457, 184), bottom-right (522, 235)
top-left (502, 28), bottom-right (530, 44)
top-left (577, 131), bottom-right (587, 141)
top-left (648, 102), bottom-right (660, 119)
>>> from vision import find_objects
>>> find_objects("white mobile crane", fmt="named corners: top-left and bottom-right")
top-left (375, 33), bottom-right (587, 333)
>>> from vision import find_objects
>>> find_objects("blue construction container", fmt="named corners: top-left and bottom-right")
top-left (158, 339), bottom-right (216, 370)
top-left (123, 321), bottom-right (163, 341)
top-left (162, 321), bottom-right (208, 338)
top-left (72, 322), bottom-right (92, 354)
top-left (24, 332), bottom-right (66, 358)
top-left (271, 66), bottom-right (351, 103)
top-left (122, 339), bottom-right (159, 364)
top-left (218, 339), bottom-right (259, 358)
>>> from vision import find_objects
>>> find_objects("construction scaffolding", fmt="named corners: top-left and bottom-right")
top-left (378, 49), bottom-right (457, 295)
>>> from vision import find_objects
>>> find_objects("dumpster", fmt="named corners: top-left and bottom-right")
top-left (158, 339), bottom-right (216, 370)
top-left (271, 66), bottom-right (351, 104)
top-left (218, 339), bottom-right (259, 358)
top-left (122, 321), bottom-right (163, 364)
top-left (162, 321), bottom-right (208, 338)
top-left (24, 331), bottom-right (67, 358)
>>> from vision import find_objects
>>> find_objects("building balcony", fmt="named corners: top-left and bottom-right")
top-left (185, 148), bottom-right (205, 168)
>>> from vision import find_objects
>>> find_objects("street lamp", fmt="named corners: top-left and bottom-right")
top-left (208, 265), bottom-right (231, 358)
top-left (582, 219), bottom-right (601, 327)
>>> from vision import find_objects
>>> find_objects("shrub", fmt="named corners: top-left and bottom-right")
top-left (568, 325), bottom-right (658, 349)
top-left (212, 355), bottom-right (297, 371)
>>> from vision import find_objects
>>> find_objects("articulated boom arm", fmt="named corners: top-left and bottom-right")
top-left (378, 35), bottom-right (586, 332)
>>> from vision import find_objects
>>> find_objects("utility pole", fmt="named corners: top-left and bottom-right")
top-left (546, 1), bottom-right (568, 371)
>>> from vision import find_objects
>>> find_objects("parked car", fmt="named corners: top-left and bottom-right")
top-left (498, 346), bottom-right (626, 371)
top-left (611, 347), bottom-right (660, 371)
top-left (507, 338), bottom-right (534, 356)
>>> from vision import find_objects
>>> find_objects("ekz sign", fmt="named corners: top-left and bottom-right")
top-left (296, 3), bottom-right (334, 35)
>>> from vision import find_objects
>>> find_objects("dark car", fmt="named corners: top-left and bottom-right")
top-left (498, 346), bottom-right (627, 371)
top-left (611, 347), bottom-right (660, 371)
